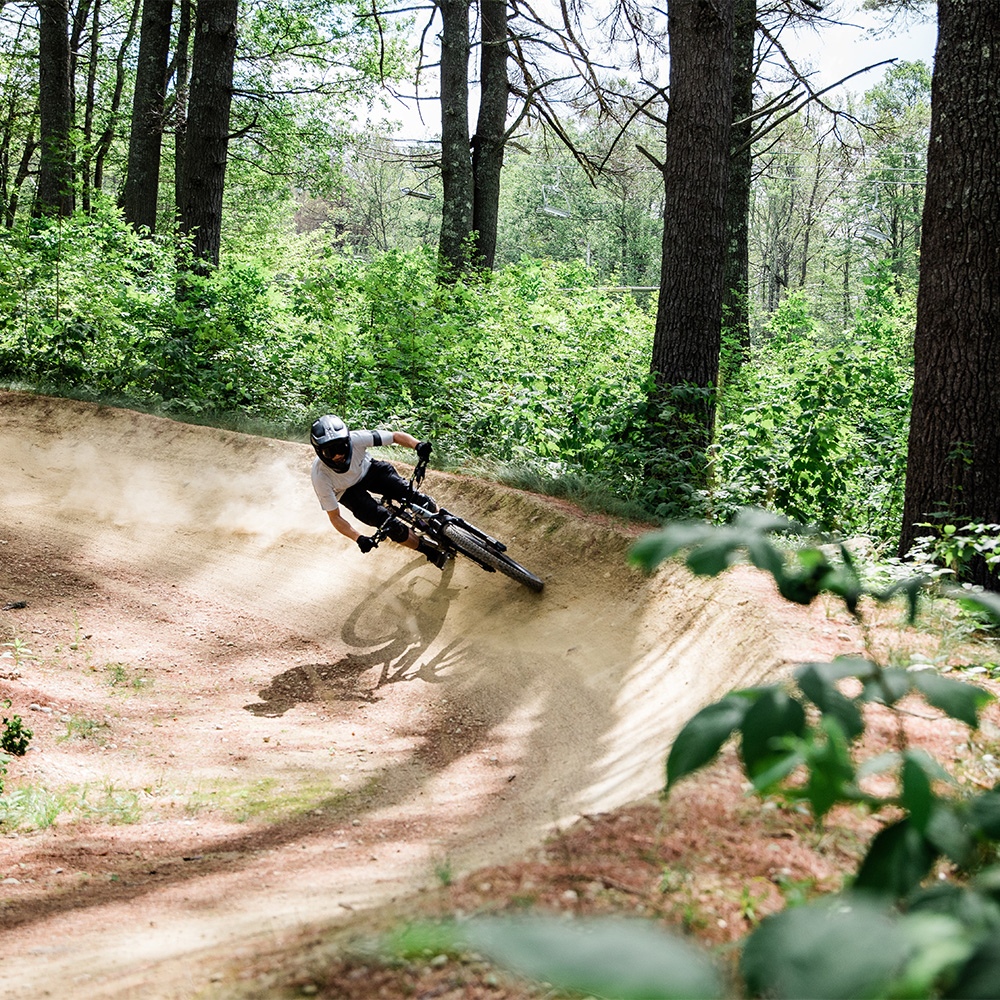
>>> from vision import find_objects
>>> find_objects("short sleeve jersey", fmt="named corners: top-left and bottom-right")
top-left (311, 429), bottom-right (394, 512)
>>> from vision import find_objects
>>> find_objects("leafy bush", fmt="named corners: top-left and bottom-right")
top-left (402, 515), bottom-right (1000, 999)
top-left (715, 270), bottom-right (913, 536)
top-left (0, 698), bottom-right (32, 797)
top-left (1, 210), bottom-right (919, 542)
top-left (907, 522), bottom-right (1000, 585)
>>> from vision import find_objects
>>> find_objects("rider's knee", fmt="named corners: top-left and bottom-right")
top-left (386, 518), bottom-right (409, 544)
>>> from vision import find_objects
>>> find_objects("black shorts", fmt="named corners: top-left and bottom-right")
top-left (338, 460), bottom-right (412, 529)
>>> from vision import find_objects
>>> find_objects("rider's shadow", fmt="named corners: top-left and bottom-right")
top-left (244, 557), bottom-right (462, 717)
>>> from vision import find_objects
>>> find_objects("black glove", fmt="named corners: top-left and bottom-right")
top-left (356, 535), bottom-right (375, 554)
top-left (416, 440), bottom-right (432, 461)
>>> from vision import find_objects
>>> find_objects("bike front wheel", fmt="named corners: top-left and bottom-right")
top-left (442, 523), bottom-right (544, 593)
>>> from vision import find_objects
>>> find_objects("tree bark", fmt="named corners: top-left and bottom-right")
top-left (651, 0), bottom-right (734, 446)
top-left (899, 0), bottom-right (1000, 589)
top-left (471, 0), bottom-right (507, 270)
top-left (437, 0), bottom-right (473, 277)
top-left (178, 0), bottom-right (238, 268)
top-left (121, 0), bottom-right (174, 232)
top-left (720, 0), bottom-right (754, 381)
top-left (35, 0), bottom-right (74, 217)
top-left (172, 0), bottom-right (193, 214)
top-left (79, 0), bottom-right (100, 212)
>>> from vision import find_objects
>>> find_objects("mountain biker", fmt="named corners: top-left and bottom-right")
top-left (309, 414), bottom-right (448, 568)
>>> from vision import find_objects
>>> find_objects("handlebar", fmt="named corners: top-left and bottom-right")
top-left (367, 453), bottom-right (432, 549)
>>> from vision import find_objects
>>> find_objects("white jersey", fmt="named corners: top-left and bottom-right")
top-left (311, 429), bottom-right (395, 512)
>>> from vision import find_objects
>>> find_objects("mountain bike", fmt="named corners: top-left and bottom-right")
top-left (368, 456), bottom-right (545, 593)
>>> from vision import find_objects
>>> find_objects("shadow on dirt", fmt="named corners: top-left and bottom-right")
top-left (245, 558), bottom-right (464, 714)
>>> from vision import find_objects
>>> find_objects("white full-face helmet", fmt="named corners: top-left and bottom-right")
top-left (310, 414), bottom-right (352, 472)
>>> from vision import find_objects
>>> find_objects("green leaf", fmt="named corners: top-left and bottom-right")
top-left (911, 671), bottom-right (994, 728)
top-left (797, 657), bottom-right (880, 683)
top-left (739, 687), bottom-right (807, 779)
top-left (901, 752), bottom-right (934, 831)
top-left (972, 865), bottom-right (1000, 899)
top-left (733, 508), bottom-right (803, 535)
top-left (967, 790), bottom-right (1000, 839)
top-left (854, 818), bottom-right (938, 898)
top-left (860, 667), bottom-right (913, 706)
top-left (925, 802), bottom-right (974, 866)
top-left (744, 533), bottom-right (786, 578)
top-left (666, 694), bottom-right (753, 789)
top-left (629, 523), bottom-right (715, 574)
top-left (944, 938), bottom-right (1000, 999)
top-left (944, 587), bottom-right (1000, 624)
top-left (463, 915), bottom-right (722, 1000)
top-left (751, 746), bottom-right (807, 793)
top-left (892, 912), bottom-right (975, 999)
top-left (795, 663), bottom-right (865, 739)
top-left (801, 717), bottom-right (858, 820)
top-left (685, 535), bottom-right (743, 576)
top-left (858, 750), bottom-right (902, 780)
top-left (740, 896), bottom-right (910, 999)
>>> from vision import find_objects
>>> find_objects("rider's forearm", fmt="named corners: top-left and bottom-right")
top-left (391, 431), bottom-right (419, 450)
top-left (327, 510), bottom-right (360, 541)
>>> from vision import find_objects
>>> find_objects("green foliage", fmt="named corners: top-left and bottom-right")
top-left (386, 915), bottom-right (722, 1000)
top-left (1, 202), bottom-right (918, 542)
top-left (907, 523), bottom-right (1000, 585)
top-left (714, 271), bottom-right (913, 534)
top-left (1, 701), bottom-right (32, 757)
top-left (0, 699), bottom-right (32, 797)
top-left (0, 782), bottom-right (141, 830)
top-left (436, 517), bottom-right (1000, 1000)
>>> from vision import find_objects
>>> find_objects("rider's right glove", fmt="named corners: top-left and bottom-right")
top-left (416, 440), bottom-right (432, 461)
top-left (356, 535), bottom-right (375, 553)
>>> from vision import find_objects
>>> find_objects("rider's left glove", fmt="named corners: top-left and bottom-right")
top-left (416, 440), bottom-right (432, 461)
top-left (356, 535), bottom-right (375, 553)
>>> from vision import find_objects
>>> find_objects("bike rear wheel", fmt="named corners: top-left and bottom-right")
top-left (442, 523), bottom-right (544, 592)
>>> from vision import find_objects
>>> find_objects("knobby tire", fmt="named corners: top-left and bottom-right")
top-left (442, 523), bottom-right (544, 593)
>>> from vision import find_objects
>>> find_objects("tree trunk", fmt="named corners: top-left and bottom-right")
top-left (172, 0), bottom-right (193, 215)
top-left (899, 0), bottom-right (1000, 589)
top-left (651, 0), bottom-right (734, 448)
top-left (720, 0), bottom-right (754, 381)
top-left (35, 0), bottom-right (74, 217)
top-left (178, 0), bottom-right (238, 268)
top-left (437, 0), bottom-right (473, 277)
top-left (79, 0), bottom-right (101, 212)
top-left (472, 0), bottom-right (507, 270)
top-left (121, 0), bottom-right (174, 232)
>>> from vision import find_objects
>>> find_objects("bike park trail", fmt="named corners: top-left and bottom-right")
top-left (0, 391), bottom-right (842, 998)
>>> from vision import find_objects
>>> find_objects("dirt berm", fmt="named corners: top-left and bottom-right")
top-left (0, 391), bottom-right (819, 998)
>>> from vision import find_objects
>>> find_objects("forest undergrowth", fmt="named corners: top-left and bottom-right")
top-left (0, 206), bottom-right (921, 552)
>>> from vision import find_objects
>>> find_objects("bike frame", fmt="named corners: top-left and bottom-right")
top-left (368, 457), bottom-right (507, 568)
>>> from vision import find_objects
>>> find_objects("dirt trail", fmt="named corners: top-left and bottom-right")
top-left (0, 392), bottom-right (813, 998)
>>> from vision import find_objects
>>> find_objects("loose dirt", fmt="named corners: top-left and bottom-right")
top-left (1, 391), bottom-right (996, 999)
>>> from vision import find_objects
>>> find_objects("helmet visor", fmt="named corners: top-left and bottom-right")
top-left (319, 441), bottom-right (350, 467)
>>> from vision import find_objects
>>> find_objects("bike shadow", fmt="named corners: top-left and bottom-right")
top-left (243, 556), bottom-right (461, 716)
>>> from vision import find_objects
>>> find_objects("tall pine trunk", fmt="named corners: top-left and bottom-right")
top-left (720, 0), bottom-right (754, 383)
top-left (35, 0), bottom-right (74, 217)
top-left (121, 0), bottom-right (174, 232)
top-left (172, 0), bottom-right (193, 214)
top-left (651, 0), bottom-right (734, 452)
top-left (899, 0), bottom-right (1000, 589)
top-left (178, 0), bottom-right (237, 268)
top-left (437, 0), bottom-right (473, 277)
top-left (472, 0), bottom-right (507, 270)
